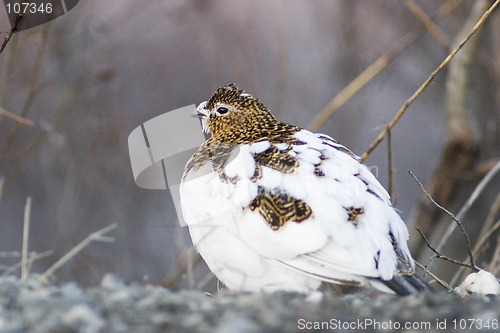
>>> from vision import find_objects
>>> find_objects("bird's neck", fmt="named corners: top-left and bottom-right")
top-left (209, 122), bottom-right (302, 145)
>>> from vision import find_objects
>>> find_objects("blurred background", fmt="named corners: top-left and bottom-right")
top-left (0, 0), bottom-right (498, 290)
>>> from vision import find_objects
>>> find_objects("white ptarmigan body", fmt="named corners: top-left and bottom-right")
top-left (180, 84), bottom-right (428, 295)
top-left (454, 270), bottom-right (500, 297)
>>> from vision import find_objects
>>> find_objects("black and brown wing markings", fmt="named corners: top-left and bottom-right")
top-left (184, 140), bottom-right (236, 175)
top-left (253, 145), bottom-right (299, 174)
top-left (344, 206), bottom-right (365, 227)
top-left (248, 186), bottom-right (312, 230)
top-left (389, 231), bottom-right (414, 275)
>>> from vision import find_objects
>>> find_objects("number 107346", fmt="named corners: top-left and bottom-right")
top-left (5, 2), bottom-right (53, 14)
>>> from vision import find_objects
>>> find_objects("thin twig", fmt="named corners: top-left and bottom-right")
top-left (360, 0), bottom-right (500, 162)
top-left (386, 125), bottom-right (394, 199)
top-left (0, 107), bottom-right (34, 127)
top-left (39, 223), bottom-right (117, 281)
top-left (450, 219), bottom-right (500, 286)
top-left (475, 193), bottom-right (500, 253)
top-left (416, 228), bottom-right (478, 270)
top-left (308, 29), bottom-right (420, 131)
top-left (435, 161), bottom-right (500, 253)
top-left (196, 270), bottom-right (217, 290)
top-left (21, 197), bottom-right (32, 280)
top-left (472, 220), bottom-right (500, 254)
top-left (473, 221), bottom-right (500, 259)
top-left (414, 261), bottom-right (454, 292)
top-left (404, 0), bottom-right (451, 48)
top-left (1, 251), bottom-right (53, 277)
top-left (307, 0), bottom-right (462, 131)
top-left (409, 170), bottom-right (477, 269)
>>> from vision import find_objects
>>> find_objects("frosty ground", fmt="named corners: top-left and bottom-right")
top-left (0, 274), bottom-right (498, 333)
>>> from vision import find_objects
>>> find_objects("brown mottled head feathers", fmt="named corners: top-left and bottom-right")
top-left (199, 84), bottom-right (298, 144)
top-left (205, 84), bottom-right (273, 116)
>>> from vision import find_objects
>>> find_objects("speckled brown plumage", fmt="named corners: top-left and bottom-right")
top-left (254, 146), bottom-right (298, 174)
top-left (204, 84), bottom-right (304, 145)
top-left (345, 207), bottom-right (365, 227)
top-left (184, 85), bottom-right (313, 228)
top-left (183, 141), bottom-right (236, 177)
top-left (249, 186), bottom-right (312, 230)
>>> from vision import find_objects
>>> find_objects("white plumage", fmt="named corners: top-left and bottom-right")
top-left (454, 270), bottom-right (500, 297)
top-left (180, 84), bottom-right (427, 295)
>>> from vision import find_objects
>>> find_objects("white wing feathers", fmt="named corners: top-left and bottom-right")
top-left (180, 129), bottom-right (414, 292)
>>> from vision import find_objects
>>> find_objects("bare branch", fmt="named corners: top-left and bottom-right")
top-left (308, 30), bottom-right (419, 131)
top-left (416, 228), bottom-right (478, 270)
top-left (21, 197), bottom-right (32, 280)
top-left (308, 0), bottom-right (463, 132)
top-left (435, 161), bottom-right (500, 253)
top-left (409, 170), bottom-right (477, 269)
top-left (451, 219), bottom-right (500, 286)
top-left (360, 0), bottom-right (499, 162)
top-left (414, 260), bottom-right (455, 292)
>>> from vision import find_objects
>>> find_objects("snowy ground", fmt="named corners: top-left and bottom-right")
top-left (0, 275), bottom-right (499, 333)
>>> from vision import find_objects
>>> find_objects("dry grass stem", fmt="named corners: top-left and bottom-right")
top-left (0, 251), bottom-right (25, 258)
top-left (386, 126), bottom-right (394, 199)
top-left (475, 193), bottom-right (500, 253)
top-left (403, 0), bottom-right (451, 48)
top-left (0, 107), bottom-right (34, 127)
top-left (487, 239), bottom-right (500, 275)
top-left (307, 30), bottom-right (419, 131)
top-left (360, 0), bottom-right (499, 162)
top-left (0, 177), bottom-right (4, 202)
top-left (196, 271), bottom-right (217, 290)
top-left (21, 197), bottom-right (32, 280)
top-left (473, 220), bottom-right (500, 261)
top-left (435, 161), bottom-right (500, 254)
top-left (414, 261), bottom-right (454, 292)
top-left (409, 170), bottom-right (477, 269)
top-left (474, 220), bottom-right (500, 260)
top-left (1, 250), bottom-right (53, 277)
top-left (308, 0), bottom-right (462, 132)
top-left (162, 248), bottom-right (202, 288)
top-left (39, 223), bottom-right (117, 281)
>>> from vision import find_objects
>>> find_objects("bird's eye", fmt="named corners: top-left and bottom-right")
top-left (216, 107), bottom-right (229, 115)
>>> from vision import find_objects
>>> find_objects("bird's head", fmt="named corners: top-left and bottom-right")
top-left (196, 84), bottom-right (278, 143)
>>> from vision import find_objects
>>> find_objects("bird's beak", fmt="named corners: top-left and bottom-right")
top-left (194, 101), bottom-right (210, 134)
top-left (197, 110), bottom-right (208, 118)
top-left (194, 101), bottom-right (209, 119)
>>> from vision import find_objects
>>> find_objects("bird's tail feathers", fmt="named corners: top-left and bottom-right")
top-left (376, 274), bottom-right (434, 296)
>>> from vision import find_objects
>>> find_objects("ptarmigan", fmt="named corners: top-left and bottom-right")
top-left (180, 84), bottom-right (431, 295)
